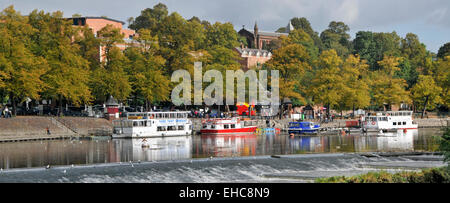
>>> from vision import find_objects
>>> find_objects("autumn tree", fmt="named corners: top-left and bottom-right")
top-left (265, 44), bottom-right (311, 105)
top-left (0, 6), bottom-right (48, 115)
top-left (339, 55), bottom-right (371, 113)
top-left (90, 25), bottom-right (131, 103)
top-left (411, 75), bottom-right (442, 118)
top-left (309, 49), bottom-right (344, 114)
top-left (125, 28), bottom-right (170, 110)
top-left (27, 10), bottom-right (92, 115)
top-left (370, 56), bottom-right (410, 110)
top-left (433, 56), bottom-right (450, 108)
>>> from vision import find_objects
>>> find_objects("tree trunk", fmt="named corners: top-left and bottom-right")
top-left (10, 93), bottom-right (16, 116)
top-left (58, 95), bottom-right (63, 117)
top-left (421, 96), bottom-right (429, 119)
top-left (352, 104), bottom-right (355, 119)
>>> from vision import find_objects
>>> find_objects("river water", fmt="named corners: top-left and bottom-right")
top-left (0, 128), bottom-right (442, 170)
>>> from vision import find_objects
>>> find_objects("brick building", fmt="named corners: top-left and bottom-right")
top-left (68, 16), bottom-right (136, 62)
top-left (234, 47), bottom-right (272, 70)
top-left (238, 21), bottom-right (293, 50)
top-left (236, 21), bottom-right (293, 69)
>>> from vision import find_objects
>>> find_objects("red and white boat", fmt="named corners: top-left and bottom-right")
top-left (200, 117), bottom-right (258, 134)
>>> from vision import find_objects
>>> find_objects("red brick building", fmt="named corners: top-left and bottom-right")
top-left (238, 21), bottom-right (293, 50)
top-left (236, 21), bottom-right (293, 69)
top-left (68, 16), bottom-right (136, 62)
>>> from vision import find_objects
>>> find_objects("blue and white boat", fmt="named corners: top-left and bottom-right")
top-left (288, 122), bottom-right (320, 134)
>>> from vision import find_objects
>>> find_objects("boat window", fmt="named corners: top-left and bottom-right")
top-left (203, 125), bottom-right (207, 129)
top-left (178, 126), bottom-right (184, 131)
top-left (403, 122), bottom-right (406, 125)
top-left (224, 124), bottom-right (229, 129)
top-left (211, 125), bottom-right (216, 129)
top-left (133, 122), bottom-right (138, 127)
top-left (393, 122), bottom-right (397, 126)
top-left (231, 124), bottom-right (235, 129)
top-left (189, 125), bottom-right (192, 130)
top-left (168, 126), bottom-right (176, 131)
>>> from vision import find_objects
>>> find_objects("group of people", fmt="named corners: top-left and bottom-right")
top-left (0, 106), bottom-right (12, 118)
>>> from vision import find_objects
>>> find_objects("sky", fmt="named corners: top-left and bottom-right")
top-left (1, 0), bottom-right (449, 53)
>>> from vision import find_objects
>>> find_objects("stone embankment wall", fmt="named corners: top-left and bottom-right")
top-left (0, 116), bottom-right (113, 142)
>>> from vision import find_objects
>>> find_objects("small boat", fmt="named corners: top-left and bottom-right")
top-left (362, 111), bottom-right (418, 132)
top-left (288, 122), bottom-right (320, 134)
top-left (200, 117), bottom-right (258, 135)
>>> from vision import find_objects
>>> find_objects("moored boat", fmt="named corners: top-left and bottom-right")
top-left (362, 111), bottom-right (418, 132)
top-left (112, 111), bottom-right (192, 138)
top-left (288, 122), bottom-right (320, 134)
top-left (200, 117), bottom-right (258, 134)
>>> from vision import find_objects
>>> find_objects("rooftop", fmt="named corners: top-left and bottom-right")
top-left (67, 16), bottom-right (126, 25)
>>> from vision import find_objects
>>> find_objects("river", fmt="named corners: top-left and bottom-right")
top-left (0, 128), bottom-right (442, 170)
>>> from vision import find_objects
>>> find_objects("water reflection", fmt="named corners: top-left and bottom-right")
top-left (111, 136), bottom-right (192, 162)
top-left (288, 130), bottom-right (418, 153)
top-left (195, 134), bottom-right (257, 157)
top-left (0, 129), bottom-right (442, 169)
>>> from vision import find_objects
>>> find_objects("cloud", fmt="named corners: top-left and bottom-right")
top-left (2, 0), bottom-right (449, 52)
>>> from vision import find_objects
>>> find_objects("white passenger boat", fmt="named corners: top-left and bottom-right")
top-left (112, 111), bottom-right (192, 138)
top-left (362, 111), bottom-right (418, 132)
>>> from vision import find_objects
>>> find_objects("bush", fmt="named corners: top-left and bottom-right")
top-left (439, 127), bottom-right (450, 163)
top-left (315, 168), bottom-right (450, 183)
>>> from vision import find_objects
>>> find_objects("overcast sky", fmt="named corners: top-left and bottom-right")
top-left (1, 0), bottom-right (449, 52)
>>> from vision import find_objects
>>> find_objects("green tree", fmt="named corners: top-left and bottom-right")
top-left (411, 75), bottom-right (442, 118)
top-left (320, 21), bottom-right (351, 57)
top-left (437, 42), bottom-right (450, 59)
top-left (277, 17), bottom-right (323, 51)
top-left (353, 31), bottom-right (402, 70)
top-left (282, 29), bottom-right (319, 62)
top-left (128, 3), bottom-right (168, 32)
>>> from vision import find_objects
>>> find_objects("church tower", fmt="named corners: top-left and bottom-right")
top-left (254, 21), bottom-right (259, 49)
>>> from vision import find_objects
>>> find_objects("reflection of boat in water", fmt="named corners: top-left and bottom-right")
top-left (288, 129), bottom-right (418, 153)
top-left (199, 134), bottom-right (257, 157)
top-left (113, 136), bottom-right (192, 162)
top-left (375, 129), bottom-right (417, 152)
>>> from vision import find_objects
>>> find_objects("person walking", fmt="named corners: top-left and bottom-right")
top-left (4, 106), bottom-right (9, 118)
